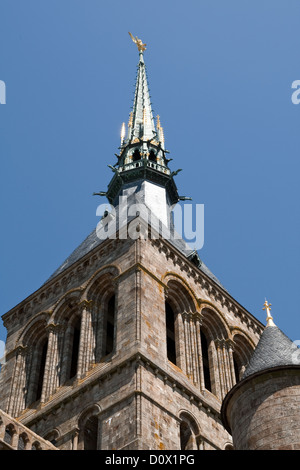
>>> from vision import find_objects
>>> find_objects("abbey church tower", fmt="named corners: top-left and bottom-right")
top-left (0, 35), bottom-right (265, 450)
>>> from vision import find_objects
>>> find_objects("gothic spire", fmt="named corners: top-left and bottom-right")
top-left (126, 32), bottom-right (157, 143)
top-left (101, 34), bottom-right (181, 209)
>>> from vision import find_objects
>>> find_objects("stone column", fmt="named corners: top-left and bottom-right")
top-left (221, 340), bottom-right (231, 394)
top-left (194, 314), bottom-right (205, 391)
top-left (210, 340), bottom-right (221, 397)
top-left (223, 340), bottom-right (234, 390)
top-left (8, 346), bottom-right (27, 417)
top-left (77, 300), bottom-right (93, 380)
top-left (215, 339), bottom-right (225, 398)
top-left (24, 346), bottom-right (36, 407)
top-left (41, 324), bottom-right (56, 403)
top-left (60, 324), bottom-right (73, 383)
top-left (11, 429), bottom-right (19, 450)
top-left (42, 323), bottom-right (63, 402)
top-left (182, 313), bottom-right (191, 378)
top-left (190, 314), bottom-right (199, 385)
top-left (72, 427), bottom-right (80, 450)
top-left (175, 312), bottom-right (186, 373)
top-left (227, 340), bottom-right (237, 386)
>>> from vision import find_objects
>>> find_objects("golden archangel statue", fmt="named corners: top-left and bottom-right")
top-left (128, 32), bottom-right (146, 52)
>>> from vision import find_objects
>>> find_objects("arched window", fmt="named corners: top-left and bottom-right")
top-left (232, 334), bottom-right (254, 385)
top-left (44, 429), bottom-right (59, 447)
top-left (18, 433), bottom-right (28, 450)
top-left (104, 295), bottom-right (115, 356)
top-left (15, 317), bottom-right (50, 408)
top-left (179, 413), bottom-right (199, 450)
top-left (201, 331), bottom-right (212, 392)
top-left (78, 404), bottom-right (101, 450)
top-left (165, 301), bottom-right (177, 365)
top-left (180, 421), bottom-right (193, 450)
top-left (149, 150), bottom-right (156, 162)
top-left (83, 415), bottom-right (99, 450)
top-left (85, 271), bottom-right (118, 365)
top-left (69, 317), bottom-right (81, 380)
top-left (132, 149), bottom-right (141, 162)
top-left (233, 354), bottom-right (240, 383)
top-left (4, 424), bottom-right (14, 446)
top-left (225, 443), bottom-right (234, 450)
top-left (31, 441), bottom-right (42, 450)
top-left (35, 338), bottom-right (48, 402)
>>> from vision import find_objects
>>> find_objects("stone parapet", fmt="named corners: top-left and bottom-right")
top-left (0, 409), bottom-right (58, 450)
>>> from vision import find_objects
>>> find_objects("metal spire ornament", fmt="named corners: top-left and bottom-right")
top-left (262, 299), bottom-right (276, 327)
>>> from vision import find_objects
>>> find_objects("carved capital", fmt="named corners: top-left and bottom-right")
top-left (16, 344), bottom-right (27, 357)
top-left (192, 311), bottom-right (203, 324)
top-left (215, 338), bottom-right (226, 349)
top-left (78, 299), bottom-right (93, 311)
top-left (225, 338), bottom-right (235, 351)
top-left (181, 311), bottom-right (190, 322)
top-left (46, 322), bottom-right (61, 333)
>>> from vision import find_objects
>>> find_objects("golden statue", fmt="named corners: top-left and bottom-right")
top-left (128, 32), bottom-right (146, 52)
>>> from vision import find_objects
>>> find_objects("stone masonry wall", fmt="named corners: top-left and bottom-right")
top-left (227, 369), bottom-right (300, 450)
top-left (0, 232), bottom-right (264, 450)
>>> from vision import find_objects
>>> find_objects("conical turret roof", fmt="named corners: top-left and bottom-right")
top-left (243, 323), bottom-right (300, 379)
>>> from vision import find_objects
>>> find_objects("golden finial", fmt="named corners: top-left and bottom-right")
top-left (262, 299), bottom-right (276, 327)
top-left (128, 32), bottom-right (147, 52)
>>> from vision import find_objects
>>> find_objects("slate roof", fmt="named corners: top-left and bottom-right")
top-left (45, 193), bottom-right (225, 291)
top-left (46, 223), bottom-right (224, 289)
top-left (243, 325), bottom-right (300, 379)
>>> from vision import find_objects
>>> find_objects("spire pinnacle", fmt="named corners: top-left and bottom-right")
top-left (120, 122), bottom-right (126, 145)
top-left (262, 299), bottom-right (276, 327)
top-left (105, 34), bottom-right (180, 210)
top-left (126, 32), bottom-right (156, 143)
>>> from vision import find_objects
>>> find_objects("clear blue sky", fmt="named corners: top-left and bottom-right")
top-left (0, 0), bottom-right (299, 344)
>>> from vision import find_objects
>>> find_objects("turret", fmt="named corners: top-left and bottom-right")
top-left (221, 301), bottom-right (300, 450)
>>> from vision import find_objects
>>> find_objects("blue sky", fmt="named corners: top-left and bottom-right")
top-left (0, 0), bottom-right (299, 345)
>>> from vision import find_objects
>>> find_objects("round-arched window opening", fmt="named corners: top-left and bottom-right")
top-left (132, 149), bottom-right (141, 162)
top-left (149, 150), bottom-right (156, 162)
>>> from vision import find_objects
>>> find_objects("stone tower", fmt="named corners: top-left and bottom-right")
top-left (0, 36), bottom-right (264, 450)
top-left (221, 302), bottom-right (300, 450)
